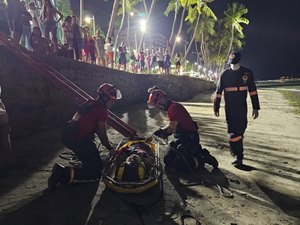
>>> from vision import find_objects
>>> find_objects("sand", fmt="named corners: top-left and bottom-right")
top-left (0, 88), bottom-right (299, 225)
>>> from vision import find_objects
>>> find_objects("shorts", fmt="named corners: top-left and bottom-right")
top-left (106, 51), bottom-right (114, 61)
top-left (119, 55), bottom-right (126, 65)
top-left (44, 20), bottom-right (57, 31)
top-left (158, 61), bottom-right (163, 68)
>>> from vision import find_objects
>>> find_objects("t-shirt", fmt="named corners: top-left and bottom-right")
top-left (29, 9), bottom-right (39, 28)
top-left (74, 103), bottom-right (108, 140)
top-left (104, 42), bottom-right (113, 52)
top-left (167, 101), bottom-right (198, 132)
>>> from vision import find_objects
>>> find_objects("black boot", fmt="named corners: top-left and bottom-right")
top-left (48, 163), bottom-right (69, 190)
top-left (231, 156), bottom-right (243, 166)
top-left (198, 148), bottom-right (219, 169)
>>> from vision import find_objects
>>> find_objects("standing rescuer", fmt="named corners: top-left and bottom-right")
top-left (213, 51), bottom-right (260, 166)
top-left (48, 83), bottom-right (122, 190)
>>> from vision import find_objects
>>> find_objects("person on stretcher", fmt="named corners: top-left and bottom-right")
top-left (114, 142), bottom-right (155, 182)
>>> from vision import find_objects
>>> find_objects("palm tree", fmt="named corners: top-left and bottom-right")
top-left (170, 0), bottom-right (189, 58)
top-left (223, 2), bottom-right (249, 62)
top-left (138, 0), bottom-right (157, 50)
top-left (116, 0), bottom-right (140, 50)
top-left (183, 0), bottom-right (216, 61)
top-left (194, 14), bottom-right (216, 71)
top-left (114, 0), bottom-right (126, 61)
top-left (106, 0), bottom-right (120, 40)
top-left (164, 0), bottom-right (180, 44)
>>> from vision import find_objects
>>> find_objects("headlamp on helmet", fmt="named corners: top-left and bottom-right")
top-left (97, 83), bottom-right (122, 100)
top-left (147, 89), bottom-right (166, 109)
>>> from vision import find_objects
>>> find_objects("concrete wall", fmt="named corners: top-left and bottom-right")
top-left (0, 47), bottom-right (215, 137)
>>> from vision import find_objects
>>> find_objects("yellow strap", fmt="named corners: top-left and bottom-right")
top-left (138, 162), bottom-right (146, 180)
top-left (116, 163), bottom-right (125, 180)
top-left (69, 167), bottom-right (75, 183)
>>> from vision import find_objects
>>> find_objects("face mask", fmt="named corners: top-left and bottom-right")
top-left (228, 52), bottom-right (241, 65)
top-left (230, 64), bottom-right (240, 71)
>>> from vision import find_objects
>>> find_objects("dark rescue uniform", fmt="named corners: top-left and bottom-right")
top-left (61, 100), bottom-right (107, 183)
top-left (164, 101), bottom-right (215, 171)
top-left (214, 66), bottom-right (260, 160)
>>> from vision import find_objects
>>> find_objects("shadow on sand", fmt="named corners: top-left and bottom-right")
top-left (235, 164), bottom-right (257, 171)
top-left (0, 183), bottom-right (99, 225)
top-left (165, 166), bottom-right (231, 203)
top-left (257, 183), bottom-right (300, 218)
top-left (86, 185), bottom-right (179, 225)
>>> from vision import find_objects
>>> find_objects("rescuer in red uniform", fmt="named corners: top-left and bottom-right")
top-left (148, 87), bottom-right (218, 172)
top-left (48, 83), bottom-right (122, 190)
top-left (213, 51), bottom-right (260, 166)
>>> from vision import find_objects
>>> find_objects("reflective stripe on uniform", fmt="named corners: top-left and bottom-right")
top-left (216, 94), bottom-right (222, 98)
top-left (249, 91), bottom-right (257, 96)
top-left (225, 87), bottom-right (238, 92)
top-left (239, 86), bottom-right (248, 91)
top-left (229, 136), bottom-right (242, 142)
top-left (225, 86), bottom-right (248, 92)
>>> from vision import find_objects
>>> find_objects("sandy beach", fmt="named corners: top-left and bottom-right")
top-left (0, 88), bottom-right (299, 225)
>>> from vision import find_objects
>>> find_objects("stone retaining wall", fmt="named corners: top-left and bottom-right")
top-left (0, 47), bottom-right (215, 137)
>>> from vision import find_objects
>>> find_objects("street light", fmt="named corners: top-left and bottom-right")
top-left (84, 15), bottom-right (95, 36)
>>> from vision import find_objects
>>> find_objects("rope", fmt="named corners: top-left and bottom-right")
top-left (180, 180), bottom-right (233, 198)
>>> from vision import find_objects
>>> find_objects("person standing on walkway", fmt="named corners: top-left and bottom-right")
top-left (48, 83), bottom-right (122, 190)
top-left (213, 51), bottom-right (260, 166)
top-left (40, 0), bottom-right (63, 53)
top-left (104, 37), bottom-right (114, 68)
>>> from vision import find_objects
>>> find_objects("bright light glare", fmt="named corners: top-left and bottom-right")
top-left (140, 19), bottom-right (146, 33)
top-left (84, 17), bottom-right (91, 24)
top-left (176, 36), bottom-right (181, 42)
top-left (130, 12), bottom-right (134, 16)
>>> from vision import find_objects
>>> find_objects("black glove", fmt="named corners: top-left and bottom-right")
top-left (153, 128), bottom-right (169, 139)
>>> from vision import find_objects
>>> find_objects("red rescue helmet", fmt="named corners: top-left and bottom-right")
top-left (147, 89), bottom-right (166, 109)
top-left (97, 83), bottom-right (122, 100)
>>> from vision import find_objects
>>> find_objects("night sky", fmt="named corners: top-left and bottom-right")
top-left (74, 0), bottom-right (300, 80)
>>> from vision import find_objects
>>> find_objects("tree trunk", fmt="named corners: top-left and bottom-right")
top-left (127, 13), bottom-right (130, 50)
top-left (216, 42), bottom-right (223, 75)
top-left (168, 2), bottom-right (178, 43)
top-left (106, 0), bottom-right (120, 40)
top-left (183, 13), bottom-right (200, 61)
top-left (171, 4), bottom-right (187, 59)
top-left (225, 25), bottom-right (234, 64)
top-left (114, 0), bottom-right (126, 63)
top-left (143, 0), bottom-right (148, 15)
top-left (138, 0), bottom-right (156, 50)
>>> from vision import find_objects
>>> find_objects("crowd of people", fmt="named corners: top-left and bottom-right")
top-left (0, 0), bottom-right (185, 75)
